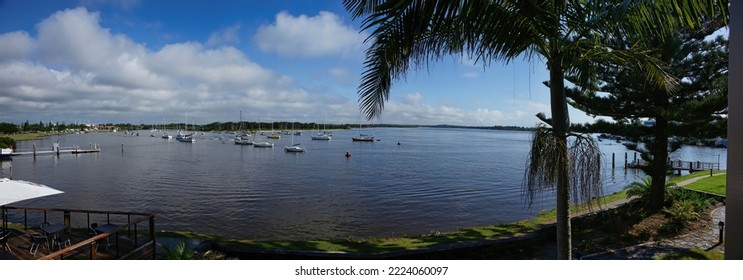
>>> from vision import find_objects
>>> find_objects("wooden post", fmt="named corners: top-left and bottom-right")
top-left (90, 242), bottom-right (98, 260)
top-left (633, 152), bottom-right (637, 163)
top-left (149, 215), bottom-right (156, 260)
top-left (33, 144), bottom-right (36, 157)
top-left (64, 211), bottom-right (71, 234)
top-left (121, 144), bottom-right (124, 153)
top-left (612, 153), bottom-right (615, 168)
top-left (624, 152), bottom-right (628, 169)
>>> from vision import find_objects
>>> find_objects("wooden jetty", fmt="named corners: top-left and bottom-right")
top-left (10, 143), bottom-right (101, 157)
top-left (626, 159), bottom-right (721, 173)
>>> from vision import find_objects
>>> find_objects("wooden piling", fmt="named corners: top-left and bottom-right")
top-left (32, 144), bottom-right (36, 157)
top-left (624, 152), bottom-right (628, 169)
top-left (612, 153), bottom-right (615, 168)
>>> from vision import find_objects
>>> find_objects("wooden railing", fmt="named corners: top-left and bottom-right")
top-left (1, 205), bottom-right (156, 260)
top-left (625, 159), bottom-right (721, 172)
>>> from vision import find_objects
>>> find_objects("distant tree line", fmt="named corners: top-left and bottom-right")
top-left (0, 121), bottom-right (89, 134)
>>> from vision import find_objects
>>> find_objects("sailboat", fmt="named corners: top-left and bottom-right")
top-left (176, 112), bottom-right (196, 143)
top-left (234, 111), bottom-right (253, 145)
top-left (285, 123), bottom-right (306, 152)
top-left (252, 120), bottom-right (274, 147)
top-left (266, 122), bottom-right (281, 139)
top-left (352, 122), bottom-right (374, 142)
top-left (311, 122), bottom-right (331, 140)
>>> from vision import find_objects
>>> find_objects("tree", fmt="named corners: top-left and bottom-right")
top-left (0, 122), bottom-right (20, 134)
top-left (345, 0), bottom-right (727, 259)
top-left (567, 20), bottom-right (728, 212)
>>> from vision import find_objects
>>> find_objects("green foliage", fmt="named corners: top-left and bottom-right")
top-left (624, 176), bottom-right (653, 202)
top-left (161, 241), bottom-right (195, 260)
top-left (656, 249), bottom-right (724, 260)
top-left (160, 240), bottom-right (231, 260)
top-left (0, 122), bottom-right (20, 134)
top-left (680, 175), bottom-right (726, 196)
top-left (0, 137), bottom-right (15, 149)
top-left (667, 188), bottom-right (713, 212)
top-left (662, 200), bottom-right (700, 233)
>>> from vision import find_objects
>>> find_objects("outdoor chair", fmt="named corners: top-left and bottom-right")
top-left (88, 223), bottom-right (110, 251)
top-left (89, 223), bottom-right (99, 236)
top-left (30, 234), bottom-right (48, 256)
top-left (0, 230), bottom-right (11, 252)
top-left (52, 234), bottom-right (71, 251)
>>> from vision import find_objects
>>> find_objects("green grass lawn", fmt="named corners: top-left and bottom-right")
top-left (656, 248), bottom-right (724, 260)
top-left (668, 170), bottom-right (725, 184)
top-left (680, 174), bottom-right (726, 196)
top-left (4, 132), bottom-right (64, 141)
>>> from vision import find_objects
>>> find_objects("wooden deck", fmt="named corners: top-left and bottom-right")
top-left (1, 206), bottom-right (156, 260)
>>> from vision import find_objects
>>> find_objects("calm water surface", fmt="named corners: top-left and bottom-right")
top-left (1, 127), bottom-right (727, 240)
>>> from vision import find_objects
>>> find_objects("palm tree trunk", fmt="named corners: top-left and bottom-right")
top-left (549, 53), bottom-right (572, 260)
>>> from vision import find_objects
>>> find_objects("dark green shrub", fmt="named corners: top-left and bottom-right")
top-left (0, 137), bottom-right (15, 149)
top-left (663, 200), bottom-right (700, 233)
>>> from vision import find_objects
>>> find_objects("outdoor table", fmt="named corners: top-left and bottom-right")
top-left (41, 224), bottom-right (65, 237)
top-left (41, 223), bottom-right (65, 248)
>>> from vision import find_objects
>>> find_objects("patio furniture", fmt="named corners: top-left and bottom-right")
top-left (30, 234), bottom-right (48, 256)
top-left (0, 230), bottom-right (11, 251)
top-left (52, 234), bottom-right (71, 251)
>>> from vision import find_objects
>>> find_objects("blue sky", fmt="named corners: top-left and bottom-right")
top-left (0, 0), bottom-right (598, 127)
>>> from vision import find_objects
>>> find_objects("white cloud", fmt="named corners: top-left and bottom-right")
top-left (462, 72), bottom-right (478, 78)
top-left (253, 11), bottom-right (365, 58)
top-left (0, 7), bottom-right (358, 124)
top-left (79, 0), bottom-right (142, 10)
top-left (0, 7), bottom-right (544, 127)
top-left (206, 24), bottom-right (242, 47)
top-left (328, 67), bottom-right (353, 85)
top-left (0, 31), bottom-right (35, 62)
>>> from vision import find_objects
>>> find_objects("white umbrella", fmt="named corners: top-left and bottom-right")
top-left (0, 178), bottom-right (63, 205)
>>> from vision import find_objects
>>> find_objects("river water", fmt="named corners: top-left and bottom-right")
top-left (0, 127), bottom-right (727, 240)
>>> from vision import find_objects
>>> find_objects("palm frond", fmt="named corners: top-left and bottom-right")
top-left (523, 124), bottom-right (567, 206)
top-left (568, 132), bottom-right (603, 209)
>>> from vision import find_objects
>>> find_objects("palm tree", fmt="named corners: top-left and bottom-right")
top-left (345, 0), bottom-right (727, 259)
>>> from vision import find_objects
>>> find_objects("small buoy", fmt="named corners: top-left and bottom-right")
top-left (345, 151), bottom-right (351, 157)
top-left (397, 141), bottom-right (401, 145)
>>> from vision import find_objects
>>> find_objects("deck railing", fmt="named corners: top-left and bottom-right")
top-left (1, 205), bottom-right (156, 260)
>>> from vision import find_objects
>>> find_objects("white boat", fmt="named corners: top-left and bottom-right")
top-left (176, 131), bottom-right (195, 143)
top-left (310, 122), bottom-right (331, 140)
top-left (234, 135), bottom-right (253, 145)
top-left (234, 111), bottom-right (252, 145)
top-left (1, 147), bottom-right (12, 159)
top-left (352, 123), bottom-right (374, 142)
top-left (266, 122), bottom-right (281, 139)
top-left (284, 144), bottom-right (305, 152)
top-left (352, 135), bottom-right (374, 142)
top-left (253, 141), bottom-right (274, 148)
top-left (311, 133), bottom-right (331, 140)
top-left (284, 123), bottom-right (305, 152)
top-left (162, 133), bottom-right (172, 139)
top-left (176, 113), bottom-right (195, 143)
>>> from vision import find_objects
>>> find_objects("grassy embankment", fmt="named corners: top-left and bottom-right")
top-left (4, 132), bottom-right (66, 142)
top-left (671, 170), bottom-right (726, 196)
top-left (161, 171), bottom-right (726, 254)
top-left (161, 189), bottom-right (632, 254)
